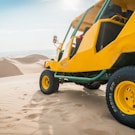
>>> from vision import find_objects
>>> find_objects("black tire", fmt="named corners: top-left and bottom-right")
top-left (84, 81), bottom-right (100, 90)
top-left (106, 66), bottom-right (135, 128)
top-left (39, 70), bottom-right (59, 94)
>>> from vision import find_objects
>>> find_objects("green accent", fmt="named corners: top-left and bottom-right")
top-left (58, 50), bottom-right (64, 61)
top-left (94, 0), bottom-right (111, 23)
top-left (63, 24), bottom-right (72, 43)
top-left (60, 0), bottom-right (111, 48)
top-left (71, 0), bottom-right (111, 37)
top-left (71, 6), bottom-right (94, 37)
top-left (54, 70), bottom-right (107, 83)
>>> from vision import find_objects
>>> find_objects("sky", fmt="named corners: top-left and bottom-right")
top-left (0, 0), bottom-right (97, 53)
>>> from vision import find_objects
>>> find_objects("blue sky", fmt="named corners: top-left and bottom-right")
top-left (0, 0), bottom-right (97, 53)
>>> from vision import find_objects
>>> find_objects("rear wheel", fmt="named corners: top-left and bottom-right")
top-left (106, 66), bottom-right (135, 128)
top-left (39, 70), bottom-right (59, 94)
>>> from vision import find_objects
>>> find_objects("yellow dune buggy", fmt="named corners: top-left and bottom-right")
top-left (39, 0), bottom-right (135, 128)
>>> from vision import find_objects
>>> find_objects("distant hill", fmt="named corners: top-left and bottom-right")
top-left (14, 54), bottom-right (48, 64)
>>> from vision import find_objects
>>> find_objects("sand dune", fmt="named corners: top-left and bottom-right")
top-left (0, 54), bottom-right (134, 135)
top-left (0, 58), bottom-right (22, 77)
top-left (0, 54), bottom-right (48, 77)
top-left (13, 54), bottom-right (48, 64)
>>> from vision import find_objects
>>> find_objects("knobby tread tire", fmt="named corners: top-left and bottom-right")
top-left (39, 70), bottom-right (59, 94)
top-left (106, 66), bottom-right (135, 128)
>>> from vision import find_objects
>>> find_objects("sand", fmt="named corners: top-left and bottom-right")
top-left (0, 54), bottom-right (134, 135)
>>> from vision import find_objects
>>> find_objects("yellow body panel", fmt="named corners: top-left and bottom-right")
top-left (45, 12), bottom-right (135, 73)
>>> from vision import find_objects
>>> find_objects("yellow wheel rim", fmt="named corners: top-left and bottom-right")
top-left (42, 76), bottom-right (50, 90)
top-left (114, 81), bottom-right (135, 115)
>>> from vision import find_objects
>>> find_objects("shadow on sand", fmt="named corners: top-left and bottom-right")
top-left (24, 85), bottom-right (121, 135)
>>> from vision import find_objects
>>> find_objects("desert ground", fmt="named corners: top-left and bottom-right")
top-left (0, 54), bottom-right (134, 135)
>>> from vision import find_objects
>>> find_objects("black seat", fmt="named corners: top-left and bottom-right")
top-left (96, 22), bottom-right (123, 52)
top-left (123, 10), bottom-right (133, 19)
top-left (102, 4), bottom-right (123, 18)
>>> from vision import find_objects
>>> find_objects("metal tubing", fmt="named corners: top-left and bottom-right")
top-left (94, 0), bottom-right (111, 23)
top-left (54, 70), bottom-right (106, 83)
top-left (71, 6), bottom-right (94, 37)
top-left (62, 24), bottom-right (72, 43)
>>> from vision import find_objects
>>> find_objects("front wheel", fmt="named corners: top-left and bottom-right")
top-left (106, 66), bottom-right (135, 128)
top-left (39, 70), bottom-right (59, 94)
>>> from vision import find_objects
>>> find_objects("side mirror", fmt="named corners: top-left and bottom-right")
top-left (53, 35), bottom-right (58, 44)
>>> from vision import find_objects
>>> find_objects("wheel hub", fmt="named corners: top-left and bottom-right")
top-left (114, 81), bottom-right (135, 115)
top-left (42, 76), bottom-right (50, 90)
